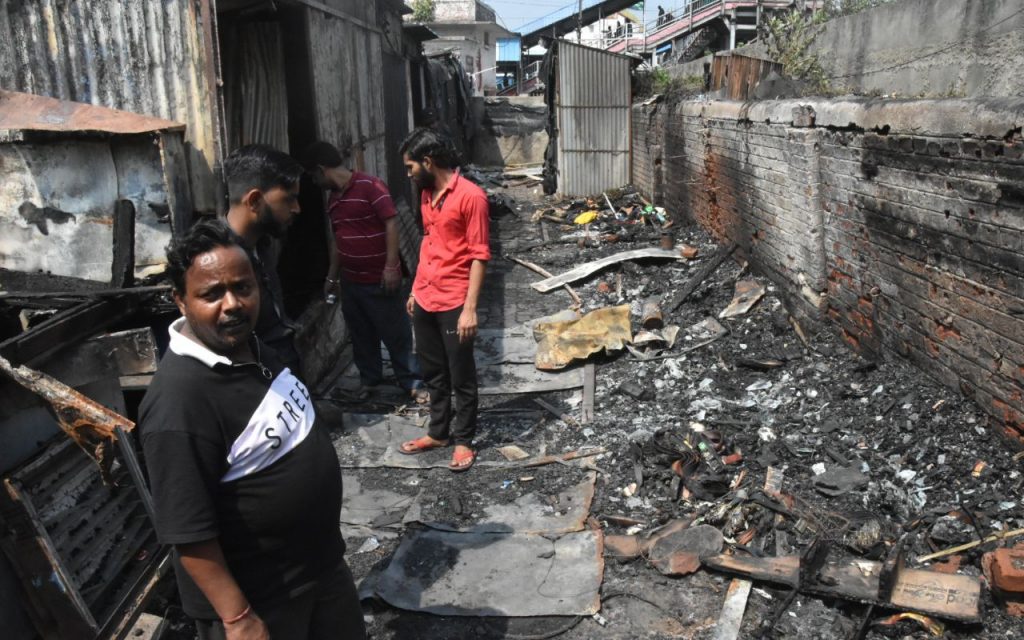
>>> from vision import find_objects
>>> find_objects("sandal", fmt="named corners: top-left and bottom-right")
top-left (410, 388), bottom-right (430, 405)
top-left (448, 446), bottom-right (476, 473)
top-left (399, 436), bottom-right (449, 455)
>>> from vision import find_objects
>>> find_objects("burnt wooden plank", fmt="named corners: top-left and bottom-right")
top-left (0, 298), bottom-right (137, 367)
top-left (111, 199), bottom-right (136, 288)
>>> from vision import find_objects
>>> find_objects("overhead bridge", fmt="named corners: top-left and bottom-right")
top-left (519, 0), bottom-right (645, 48)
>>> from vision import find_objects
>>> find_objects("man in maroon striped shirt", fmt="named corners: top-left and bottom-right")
top-left (302, 141), bottom-right (425, 402)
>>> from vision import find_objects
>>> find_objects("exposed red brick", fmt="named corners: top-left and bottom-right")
top-left (991, 548), bottom-right (1024, 595)
top-left (931, 555), bottom-right (963, 574)
top-left (841, 328), bottom-right (860, 350)
top-left (935, 323), bottom-right (962, 342)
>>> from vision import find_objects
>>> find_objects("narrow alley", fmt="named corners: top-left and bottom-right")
top-left (1, 0), bottom-right (1024, 639)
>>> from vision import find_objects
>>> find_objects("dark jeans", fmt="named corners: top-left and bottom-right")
top-left (195, 560), bottom-right (366, 640)
top-left (412, 303), bottom-right (479, 446)
top-left (341, 281), bottom-right (421, 391)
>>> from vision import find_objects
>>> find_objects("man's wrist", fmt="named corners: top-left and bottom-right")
top-left (222, 604), bottom-right (252, 625)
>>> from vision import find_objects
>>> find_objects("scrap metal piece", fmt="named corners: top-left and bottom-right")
top-left (712, 579), bottom-right (753, 640)
top-left (531, 247), bottom-right (683, 293)
top-left (720, 279), bottom-right (766, 319)
top-left (534, 304), bottom-right (632, 370)
top-left (0, 354), bottom-right (133, 458)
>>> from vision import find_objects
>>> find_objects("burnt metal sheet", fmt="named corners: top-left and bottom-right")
top-left (0, 354), bottom-right (134, 449)
top-left (0, 129), bottom-right (190, 281)
top-left (375, 528), bottom-right (604, 617)
top-left (306, 6), bottom-right (388, 179)
top-left (555, 40), bottom-right (632, 196)
top-left (0, 0), bottom-right (222, 214)
top-left (531, 247), bottom-right (684, 292)
top-left (220, 21), bottom-right (290, 151)
top-left (0, 91), bottom-right (184, 137)
top-left (403, 471), bottom-right (597, 535)
top-left (534, 304), bottom-right (633, 371)
top-left (0, 435), bottom-right (164, 639)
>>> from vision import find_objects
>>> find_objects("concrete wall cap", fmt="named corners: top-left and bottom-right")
top-left (678, 98), bottom-right (1024, 138)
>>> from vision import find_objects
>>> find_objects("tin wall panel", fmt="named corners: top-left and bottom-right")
top-left (0, 0), bottom-right (221, 214)
top-left (306, 7), bottom-right (387, 179)
top-left (555, 41), bottom-right (632, 196)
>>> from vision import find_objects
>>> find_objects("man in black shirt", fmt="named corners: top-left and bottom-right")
top-left (140, 220), bottom-right (365, 639)
top-left (224, 144), bottom-right (304, 372)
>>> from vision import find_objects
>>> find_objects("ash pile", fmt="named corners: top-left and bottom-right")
top-left (484, 184), bottom-right (1024, 639)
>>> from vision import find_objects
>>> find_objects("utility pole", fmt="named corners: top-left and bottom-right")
top-left (577, 0), bottom-right (583, 43)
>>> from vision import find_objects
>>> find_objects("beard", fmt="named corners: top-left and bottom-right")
top-left (413, 171), bottom-right (436, 191)
top-left (257, 202), bottom-right (288, 238)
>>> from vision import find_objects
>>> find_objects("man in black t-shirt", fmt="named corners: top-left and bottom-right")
top-left (223, 144), bottom-right (304, 373)
top-left (140, 220), bottom-right (365, 640)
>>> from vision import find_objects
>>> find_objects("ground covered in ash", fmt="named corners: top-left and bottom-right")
top-left (156, 180), bottom-right (1024, 639)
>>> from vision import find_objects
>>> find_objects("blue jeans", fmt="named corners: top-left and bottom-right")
top-left (340, 281), bottom-right (422, 391)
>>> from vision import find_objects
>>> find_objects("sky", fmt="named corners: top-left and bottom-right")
top-left (488, 0), bottom-right (648, 32)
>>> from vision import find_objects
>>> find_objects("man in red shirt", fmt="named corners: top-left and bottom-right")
top-left (397, 128), bottom-right (490, 472)
top-left (302, 141), bottom-right (425, 402)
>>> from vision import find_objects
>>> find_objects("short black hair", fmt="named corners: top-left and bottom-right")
top-left (223, 144), bottom-right (304, 204)
top-left (165, 218), bottom-right (249, 293)
top-left (299, 140), bottom-right (351, 171)
top-left (399, 127), bottom-right (460, 169)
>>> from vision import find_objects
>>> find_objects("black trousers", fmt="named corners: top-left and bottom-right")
top-left (412, 303), bottom-right (479, 446)
top-left (195, 560), bottom-right (366, 640)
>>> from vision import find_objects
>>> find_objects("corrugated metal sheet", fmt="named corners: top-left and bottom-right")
top-left (0, 0), bottom-right (221, 214)
top-left (555, 41), bottom-right (632, 197)
top-left (306, 6), bottom-right (387, 179)
top-left (710, 53), bottom-right (783, 101)
top-left (221, 21), bottom-right (289, 151)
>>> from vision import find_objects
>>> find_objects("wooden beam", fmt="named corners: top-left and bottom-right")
top-left (111, 199), bottom-right (135, 288)
top-left (0, 298), bottom-right (137, 367)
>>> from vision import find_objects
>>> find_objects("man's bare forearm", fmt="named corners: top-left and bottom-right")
top-left (464, 260), bottom-right (486, 311)
top-left (177, 539), bottom-right (249, 619)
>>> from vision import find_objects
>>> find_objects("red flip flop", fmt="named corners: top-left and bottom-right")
top-left (448, 446), bottom-right (476, 473)
top-left (399, 436), bottom-right (449, 455)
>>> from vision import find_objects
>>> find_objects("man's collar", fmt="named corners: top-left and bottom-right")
top-left (430, 168), bottom-right (460, 198)
top-left (168, 317), bottom-right (234, 368)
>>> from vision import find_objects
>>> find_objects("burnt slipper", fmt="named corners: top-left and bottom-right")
top-left (448, 446), bottom-right (476, 473)
top-left (399, 436), bottom-right (449, 455)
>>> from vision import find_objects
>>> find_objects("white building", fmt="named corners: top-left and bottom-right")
top-left (562, 9), bottom-right (642, 51)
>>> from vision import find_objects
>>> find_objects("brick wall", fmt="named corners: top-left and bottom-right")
top-left (632, 97), bottom-right (1024, 443)
top-left (631, 104), bottom-right (663, 206)
top-left (633, 101), bottom-right (828, 324)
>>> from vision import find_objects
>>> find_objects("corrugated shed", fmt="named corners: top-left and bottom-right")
top-left (497, 37), bottom-right (521, 62)
top-left (0, 0), bottom-right (221, 214)
top-left (555, 41), bottom-right (632, 196)
top-left (306, 6), bottom-right (387, 179)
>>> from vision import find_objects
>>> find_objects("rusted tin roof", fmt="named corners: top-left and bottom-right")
top-left (0, 90), bottom-right (185, 136)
